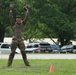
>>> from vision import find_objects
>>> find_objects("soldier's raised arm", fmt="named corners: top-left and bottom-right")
top-left (22, 5), bottom-right (29, 24)
top-left (9, 3), bottom-right (15, 26)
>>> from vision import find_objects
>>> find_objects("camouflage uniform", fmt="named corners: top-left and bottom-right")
top-left (7, 10), bottom-right (30, 67)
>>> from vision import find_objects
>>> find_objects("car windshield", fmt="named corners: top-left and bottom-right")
top-left (33, 44), bottom-right (38, 48)
top-left (61, 46), bottom-right (67, 50)
top-left (26, 43), bottom-right (51, 48)
top-left (26, 45), bottom-right (32, 48)
top-left (67, 45), bottom-right (73, 48)
top-left (1, 44), bottom-right (10, 48)
top-left (40, 43), bottom-right (51, 48)
top-left (51, 45), bottom-right (60, 49)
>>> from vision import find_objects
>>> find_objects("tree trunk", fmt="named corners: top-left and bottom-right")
top-left (59, 38), bottom-right (65, 47)
top-left (0, 22), bottom-right (5, 42)
top-left (58, 33), bottom-right (65, 47)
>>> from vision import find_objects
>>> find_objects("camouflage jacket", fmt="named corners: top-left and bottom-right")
top-left (9, 11), bottom-right (28, 38)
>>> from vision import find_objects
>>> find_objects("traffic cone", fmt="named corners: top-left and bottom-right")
top-left (49, 65), bottom-right (54, 73)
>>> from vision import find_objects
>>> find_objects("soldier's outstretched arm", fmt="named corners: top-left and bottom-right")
top-left (22, 8), bottom-right (29, 24)
top-left (9, 9), bottom-right (15, 26)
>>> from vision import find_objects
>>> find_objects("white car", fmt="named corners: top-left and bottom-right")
top-left (0, 43), bottom-right (20, 54)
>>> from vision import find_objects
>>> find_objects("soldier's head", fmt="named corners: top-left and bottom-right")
top-left (16, 15), bottom-right (22, 24)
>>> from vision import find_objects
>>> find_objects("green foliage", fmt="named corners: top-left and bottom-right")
top-left (5, 26), bottom-right (13, 37)
top-left (29, 0), bottom-right (76, 46)
top-left (0, 0), bottom-right (76, 46)
top-left (0, 0), bottom-right (10, 24)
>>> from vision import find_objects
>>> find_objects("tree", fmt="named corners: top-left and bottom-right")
top-left (29, 0), bottom-right (76, 46)
top-left (1, 0), bottom-right (76, 46)
top-left (0, 0), bottom-right (10, 42)
top-left (0, 22), bottom-right (5, 42)
top-left (0, 0), bottom-right (25, 41)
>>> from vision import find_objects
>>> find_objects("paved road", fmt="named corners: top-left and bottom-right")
top-left (0, 54), bottom-right (76, 59)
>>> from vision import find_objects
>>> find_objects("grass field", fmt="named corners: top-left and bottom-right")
top-left (0, 59), bottom-right (76, 75)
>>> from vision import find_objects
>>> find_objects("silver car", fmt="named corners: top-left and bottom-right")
top-left (0, 43), bottom-right (20, 54)
top-left (61, 45), bottom-right (76, 53)
top-left (25, 42), bottom-right (52, 53)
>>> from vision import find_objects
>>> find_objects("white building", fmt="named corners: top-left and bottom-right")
top-left (4, 37), bottom-right (76, 45)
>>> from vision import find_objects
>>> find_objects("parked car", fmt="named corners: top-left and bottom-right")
top-left (51, 44), bottom-right (61, 53)
top-left (60, 45), bottom-right (67, 53)
top-left (60, 45), bottom-right (76, 53)
top-left (25, 42), bottom-right (53, 53)
top-left (0, 43), bottom-right (20, 54)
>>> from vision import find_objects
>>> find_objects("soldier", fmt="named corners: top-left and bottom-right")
top-left (7, 4), bottom-right (30, 67)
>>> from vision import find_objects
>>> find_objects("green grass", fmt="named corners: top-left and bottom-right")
top-left (0, 59), bottom-right (76, 75)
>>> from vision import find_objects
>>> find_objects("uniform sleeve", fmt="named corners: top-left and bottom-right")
top-left (22, 13), bottom-right (29, 25)
top-left (9, 11), bottom-right (15, 26)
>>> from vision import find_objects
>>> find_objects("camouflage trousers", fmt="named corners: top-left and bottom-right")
top-left (7, 37), bottom-right (30, 67)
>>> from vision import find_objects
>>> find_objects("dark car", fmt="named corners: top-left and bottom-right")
top-left (51, 44), bottom-right (60, 53)
top-left (25, 42), bottom-right (53, 53)
top-left (61, 45), bottom-right (76, 53)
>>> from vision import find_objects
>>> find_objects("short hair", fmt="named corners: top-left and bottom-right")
top-left (16, 15), bottom-right (21, 18)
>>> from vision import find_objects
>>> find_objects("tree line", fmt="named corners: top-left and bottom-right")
top-left (0, 0), bottom-right (76, 46)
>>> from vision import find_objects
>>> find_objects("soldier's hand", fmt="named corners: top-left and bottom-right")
top-left (9, 3), bottom-right (14, 10)
top-left (25, 7), bottom-right (29, 14)
top-left (10, 9), bottom-right (12, 13)
top-left (24, 4), bottom-right (30, 13)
